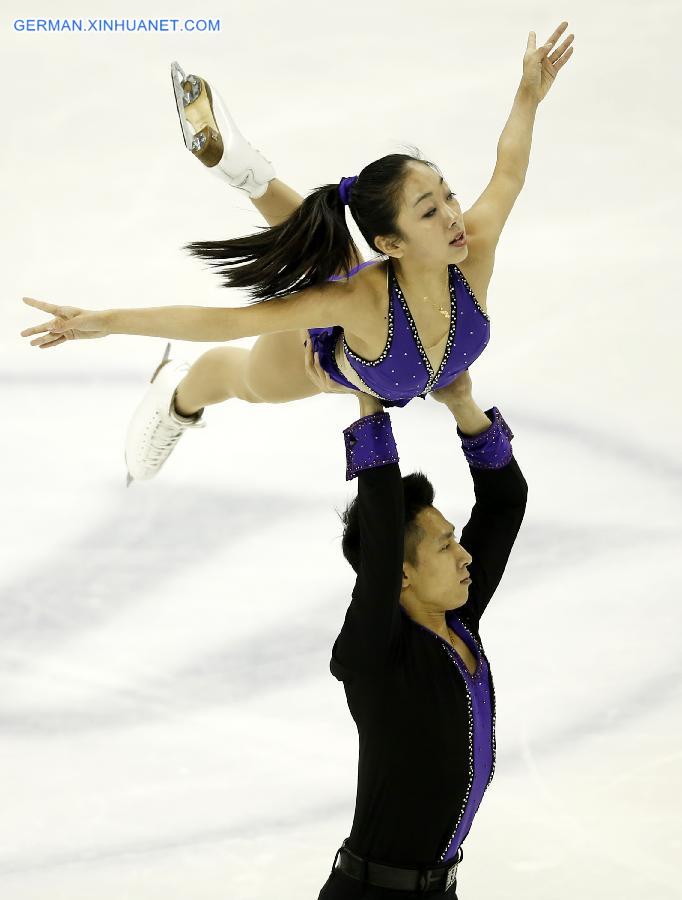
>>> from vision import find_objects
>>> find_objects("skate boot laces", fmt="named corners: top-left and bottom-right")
top-left (139, 405), bottom-right (205, 470)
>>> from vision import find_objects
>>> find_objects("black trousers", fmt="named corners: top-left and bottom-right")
top-left (316, 865), bottom-right (459, 899)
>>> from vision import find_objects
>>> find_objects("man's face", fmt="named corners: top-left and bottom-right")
top-left (376, 162), bottom-right (469, 265)
top-left (402, 505), bottom-right (473, 611)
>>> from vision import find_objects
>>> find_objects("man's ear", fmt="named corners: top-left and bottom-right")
top-left (402, 565), bottom-right (410, 588)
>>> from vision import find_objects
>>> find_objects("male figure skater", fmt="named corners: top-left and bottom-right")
top-left (305, 344), bottom-right (528, 899)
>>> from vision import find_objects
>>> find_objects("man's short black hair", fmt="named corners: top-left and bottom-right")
top-left (338, 471), bottom-right (435, 574)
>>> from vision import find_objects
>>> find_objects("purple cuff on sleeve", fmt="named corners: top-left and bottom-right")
top-left (343, 411), bottom-right (399, 481)
top-left (457, 406), bottom-right (514, 469)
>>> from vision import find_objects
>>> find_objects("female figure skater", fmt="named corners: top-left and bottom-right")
top-left (19, 25), bottom-right (573, 485)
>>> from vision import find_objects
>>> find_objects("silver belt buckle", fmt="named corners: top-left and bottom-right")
top-left (445, 848), bottom-right (462, 890)
top-left (445, 861), bottom-right (458, 889)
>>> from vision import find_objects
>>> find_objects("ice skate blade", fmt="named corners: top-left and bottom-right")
top-left (169, 65), bottom-right (223, 167)
top-left (150, 341), bottom-right (172, 383)
top-left (170, 62), bottom-right (196, 152)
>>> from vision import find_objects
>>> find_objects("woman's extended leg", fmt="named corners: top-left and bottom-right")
top-left (173, 178), bottom-right (315, 416)
top-left (174, 327), bottom-right (319, 414)
top-left (249, 178), bottom-right (305, 227)
top-left (175, 329), bottom-right (320, 416)
top-left (173, 175), bottom-right (363, 416)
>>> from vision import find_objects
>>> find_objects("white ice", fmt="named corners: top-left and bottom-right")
top-left (2, 1), bottom-right (681, 898)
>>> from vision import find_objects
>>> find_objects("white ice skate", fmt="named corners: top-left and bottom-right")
top-left (125, 342), bottom-right (206, 487)
top-left (170, 61), bottom-right (276, 199)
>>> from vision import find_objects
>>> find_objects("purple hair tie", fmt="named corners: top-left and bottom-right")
top-left (338, 175), bottom-right (358, 206)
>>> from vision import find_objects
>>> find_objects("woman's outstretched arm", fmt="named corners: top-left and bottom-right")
top-left (108, 277), bottom-right (356, 340)
top-left (21, 277), bottom-right (358, 348)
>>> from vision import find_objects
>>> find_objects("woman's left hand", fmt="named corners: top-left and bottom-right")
top-left (522, 22), bottom-right (574, 104)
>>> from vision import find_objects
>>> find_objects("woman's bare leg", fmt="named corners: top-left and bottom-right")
top-left (250, 178), bottom-right (305, 226)
top-left (174, 346), bottom-right (264, 414)
top-left (173, 176), bottom-right (364, 416)
top-left (174, 327), bottom-right (319, 415)
top-left (173, 178), bottom-right (311, 416)
top-left (249, 178), bottom-right (366, 271)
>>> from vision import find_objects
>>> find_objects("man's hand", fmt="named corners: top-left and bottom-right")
top-left (430, 369), bottom-right (473, 408)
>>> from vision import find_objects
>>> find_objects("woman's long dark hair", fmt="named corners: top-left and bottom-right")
top-left (182, 145), bottom-right (442, 304)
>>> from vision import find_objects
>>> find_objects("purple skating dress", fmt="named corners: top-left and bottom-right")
top-left (307, 257), bottom-right (490, 408)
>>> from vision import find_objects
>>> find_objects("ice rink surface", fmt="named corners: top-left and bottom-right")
top-left (2, 0), bottom-right (681, 897)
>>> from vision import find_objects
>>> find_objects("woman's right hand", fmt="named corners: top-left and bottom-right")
top-left (303, 336), bottom-right (384, 414)
top-left (303, 337), bottom-right (364, 397)
top-left (20, 297), bottom-right (111, 348)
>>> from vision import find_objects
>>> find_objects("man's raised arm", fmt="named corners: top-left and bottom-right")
top-left (330, 398), bottom-right (405, 679)
top-left (449, 398), bottom-right (528, 626)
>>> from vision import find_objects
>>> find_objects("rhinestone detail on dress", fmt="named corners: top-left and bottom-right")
top-left (437, 639), bottom-right (474, 863)
top-left (342, 270), bottom-right (396, 367)
top-left (389, 260), bottom-right (458, 395)
top-left (456, 616), bottom-right (497, 788)
top-left (452, 264), bottom-right (490, 323)
top-left (339, 260), bottom-right (488, 403)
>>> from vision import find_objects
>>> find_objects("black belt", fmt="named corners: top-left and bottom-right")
top-left (331, 839), bottom-right (463, 893)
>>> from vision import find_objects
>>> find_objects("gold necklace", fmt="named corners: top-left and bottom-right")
top-left (421, 294), bottom-right (450, 319)
top-left (390, 259), bottom-right (450, 318)
top-left (420, 275), bottom-right (450, 319)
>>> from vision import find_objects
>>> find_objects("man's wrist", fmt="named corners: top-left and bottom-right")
top-left (447, 398), bottom-right (492, 437)
top-left (457, 406), bottom-right (515, 469)
top-left (343, 406), bottom-right (398, 480)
